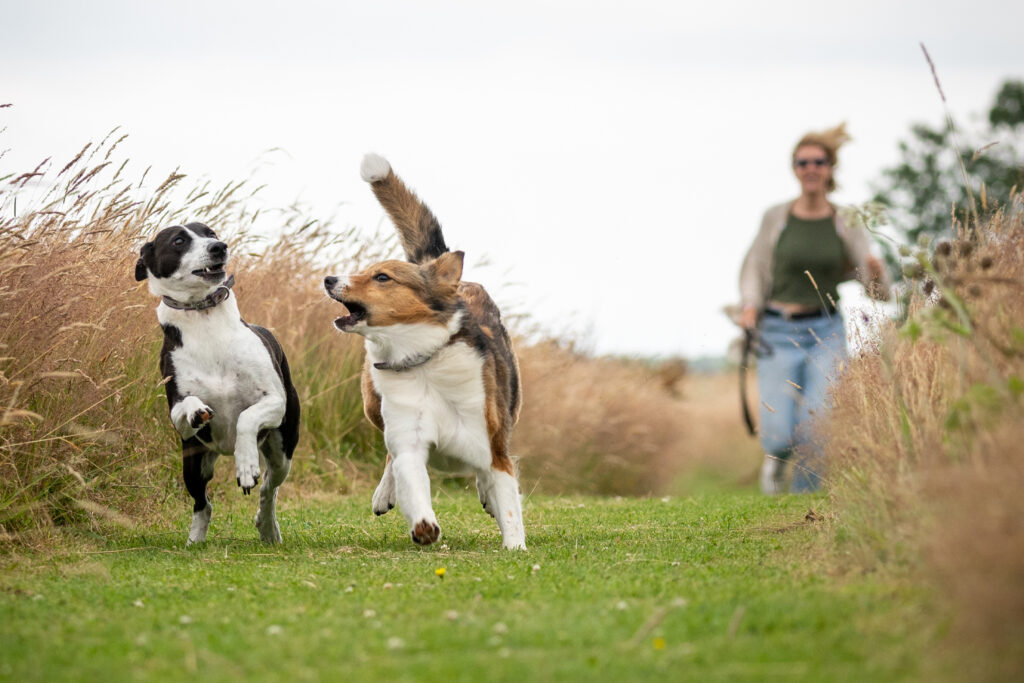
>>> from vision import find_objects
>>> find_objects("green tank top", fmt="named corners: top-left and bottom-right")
top-left (769, 214), bottom-right (846, 309)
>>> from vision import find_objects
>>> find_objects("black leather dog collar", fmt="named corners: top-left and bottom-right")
top-left (162, 275), bottom-right (236, 311)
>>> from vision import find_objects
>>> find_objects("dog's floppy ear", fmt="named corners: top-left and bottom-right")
top-left (134, 242), bottom-right (153, 281)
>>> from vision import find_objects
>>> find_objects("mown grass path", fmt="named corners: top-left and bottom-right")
top-left (1, 492), bottom-right (933, 681)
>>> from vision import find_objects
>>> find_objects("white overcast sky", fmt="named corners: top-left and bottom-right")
top-left (3, 1), bottom-right (1023, 357)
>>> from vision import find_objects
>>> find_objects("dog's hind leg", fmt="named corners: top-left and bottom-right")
top-left (371, 453), bottom-right (397, 516)
top-left (183, 439), bottom-right (218, 546)
top-left (475, 473), bottom-right (496, 519)
top-left (476, 463), bottom-right (526, 551)
top-left (254, 431), bottom-right (290, 544)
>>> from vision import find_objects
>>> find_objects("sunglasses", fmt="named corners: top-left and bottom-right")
top-left (794, 158), bottom-right (830, 169)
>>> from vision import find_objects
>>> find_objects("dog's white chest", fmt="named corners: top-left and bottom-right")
top-left (166, 314), bottom-right (283, 453)
top-left (373, 342), bottom-right (491, 469)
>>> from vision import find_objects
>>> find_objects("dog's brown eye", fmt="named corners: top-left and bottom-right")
top-left (374, 273), bottom-right (391, 283)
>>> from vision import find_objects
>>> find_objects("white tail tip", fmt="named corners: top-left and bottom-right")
top-left (360, 153), bottom-right (391, 183)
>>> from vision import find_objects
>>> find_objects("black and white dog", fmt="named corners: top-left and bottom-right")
top-left (134, 223), bottom-right (300, 545)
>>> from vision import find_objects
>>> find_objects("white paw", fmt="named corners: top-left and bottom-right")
top-left (360, 153), bottom-right (391, 183)
top-left (254, 510), bottom-right (282, 544)
top-left (503, 539), bottom-right (527, 551)
top-left (372, 475), bottom-right (396, 516)
top-left (236, 459), bottom-right (261, 495)
top-left (186, 504), bottom-right (212, 546)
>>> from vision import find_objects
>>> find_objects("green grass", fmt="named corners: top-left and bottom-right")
top-left (0, 491), bottom-right (937, 682)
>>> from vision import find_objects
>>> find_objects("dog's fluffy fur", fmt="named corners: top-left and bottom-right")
top-left (135, 223), bottom-right (300, 545)
top-left (325, 154), bottom-right (525, 549)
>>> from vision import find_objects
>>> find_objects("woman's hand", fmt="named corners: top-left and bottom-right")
top-left (738, 306), bottom-right (759, 330)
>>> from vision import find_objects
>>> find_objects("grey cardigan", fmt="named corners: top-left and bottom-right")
top-left (739, 200), bottom-right (892, 311)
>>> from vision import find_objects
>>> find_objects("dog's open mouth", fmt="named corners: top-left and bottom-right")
top-left (192, 263), bottom-right (227, 281)
top-left (334, 301), bottom-right (367, 330)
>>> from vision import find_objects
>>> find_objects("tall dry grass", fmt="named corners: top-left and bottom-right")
top-left (513, 343), bottom-right (760, 495)
top-left (826, 195), bottom-right (1024, 678)
top-left (513, 341), bottom-right (687, 495)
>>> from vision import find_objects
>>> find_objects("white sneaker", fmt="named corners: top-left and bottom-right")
top-left (760, 455), bottom-right (786, 495)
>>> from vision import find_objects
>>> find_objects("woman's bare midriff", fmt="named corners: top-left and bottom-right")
top-left (767, 300), bottom-right (823, 315)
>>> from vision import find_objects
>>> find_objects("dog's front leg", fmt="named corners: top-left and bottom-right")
top-left (234, 395), bottom-right (285, 495)
top-left (388, 446), bottom-right (439, 546)
top-left (170, 396), bottom-right (214, 439)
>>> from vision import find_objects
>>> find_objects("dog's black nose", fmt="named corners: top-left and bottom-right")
top-left (208, 241), bottom-right (228, 259)
top-left (324, 276), bottom-right (338, 290)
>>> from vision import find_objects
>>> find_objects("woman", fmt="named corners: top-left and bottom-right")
top-left (738, 124), bottom-right (890, 494)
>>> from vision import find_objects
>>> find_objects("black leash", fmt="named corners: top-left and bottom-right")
top-left (740, 326), bottom-right (772, 437)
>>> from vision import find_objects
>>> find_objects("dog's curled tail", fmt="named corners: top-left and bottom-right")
top-left (361, 153), bottom-right (448, 265)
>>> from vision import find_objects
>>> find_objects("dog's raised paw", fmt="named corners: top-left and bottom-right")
top-left (188, 405), bottom-right (214, 429)
top-left (411, 520), bottom-right (441, 546)
top-left (236, 465), bottom-right (260, 495)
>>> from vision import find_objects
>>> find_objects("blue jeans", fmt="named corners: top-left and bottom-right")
top-left (756, 312), bottom-right (847, 492)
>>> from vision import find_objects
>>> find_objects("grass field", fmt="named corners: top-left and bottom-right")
top-left (1, 491), bottom-right (938, 682)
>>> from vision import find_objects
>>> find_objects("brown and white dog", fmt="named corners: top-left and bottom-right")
top-left (324, 154), bottom-right (525, 550)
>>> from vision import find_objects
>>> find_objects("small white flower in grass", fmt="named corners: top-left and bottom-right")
top-left (615, 600), bottom-right (629, 611)
top-left (266, 625), bottom-right (283, 636)
top-left (387, 637), bottom-right (405, 650)
top-left (670, 561), bottom-right (681, 567)
top-left (226, 586), bottom-right (236, 592)
top-left (661, 496), bottom-right (671, 503)
top-left (445, 610), bottom-right (459, 621)
top-left (133, 599), bottom-right (144, 608)
top-left (344, 586), bottom-right (355, 593)
top-left (179, 615), bottom-right (193, 625)
top-left (531, 564), bottom-right (541, 574)
top-left (134, 634), bottom-right (148, 646)
top-left (363, 609), bottom-right (377, 619)
top-left (383, 582), bottom-right (394, 590)
top-left (493, 622), bottom-right (509, 635)
top-left (672, 597), bottom-right (688, 608)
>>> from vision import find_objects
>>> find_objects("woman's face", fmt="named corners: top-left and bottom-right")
top-left (792, 144), bottom-right (833, 195)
